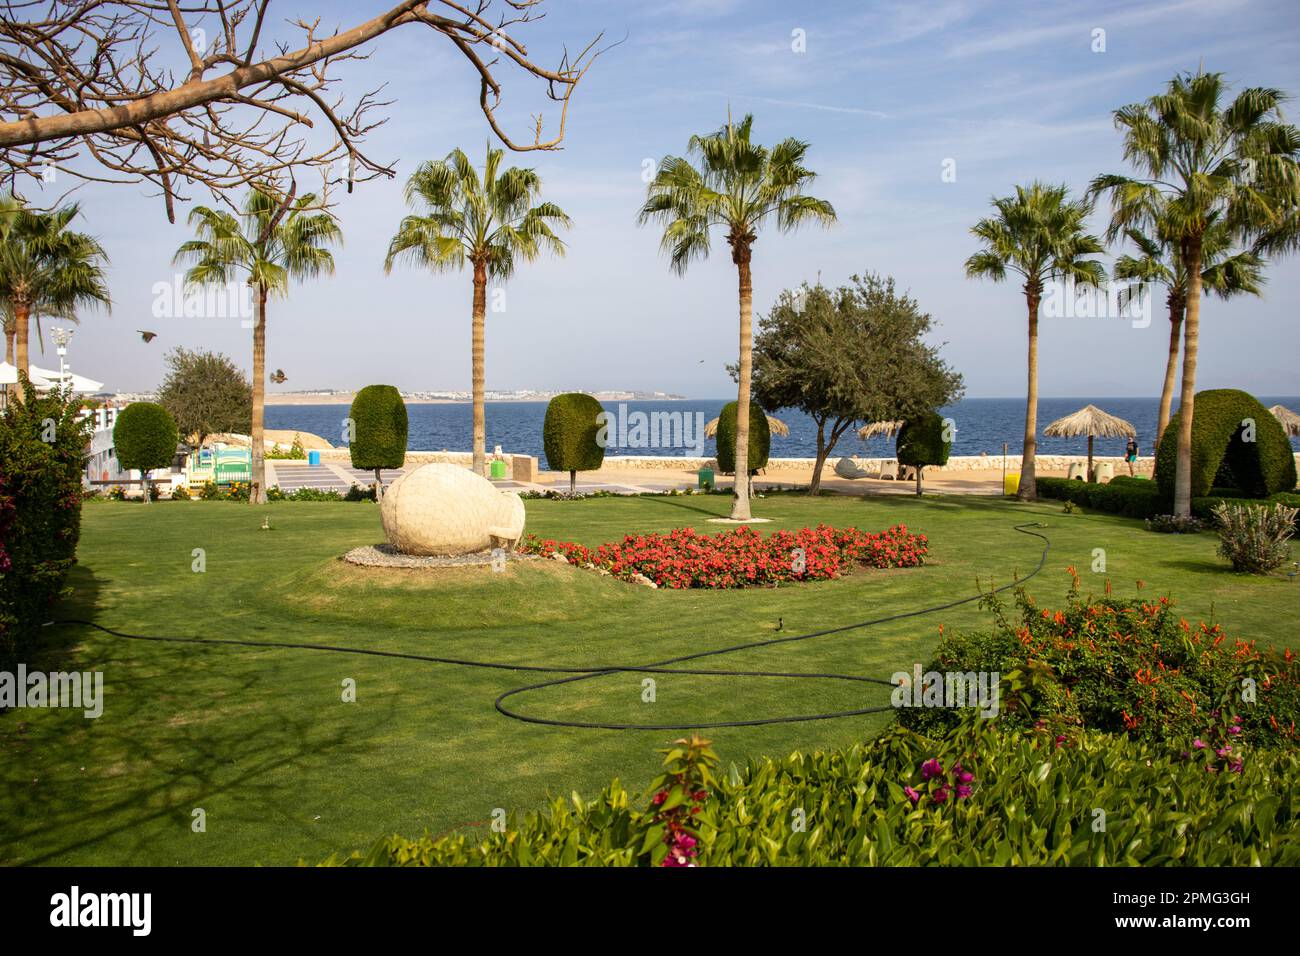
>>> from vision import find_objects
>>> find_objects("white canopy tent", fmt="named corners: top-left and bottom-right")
top-left (0, 361), bottom-right (103, 393)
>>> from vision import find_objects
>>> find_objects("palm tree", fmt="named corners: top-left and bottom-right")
top-left (638, 113), bottom-right (836, 520)
top-left (1091, 71), bottom-right (1300, 516)
top-left (174, 185), bottom-right (341, 503)
top-left (1114, 212), bottom-right (1264, 452)
top-left (965, 183), bottom-right (1105, 500)
top-left (385, 144), bottom-right (570, 477)
top-left (0, 193), bottom-right (111, 398)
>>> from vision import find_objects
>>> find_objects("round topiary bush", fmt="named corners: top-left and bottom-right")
top-left (349, 385), bottom-right (408, 498)
top-left (1155, 389), bottom-right (1297, 500)
top-left (896, 412), bottom-right (952, 495)
top-left (543, 392), bottom-right (606, 493)
top-left (715, 401), bottom-right (770, 475)
top-left (112, 402), bottom-right (179, 502)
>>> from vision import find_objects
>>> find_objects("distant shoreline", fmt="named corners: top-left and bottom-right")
top-left (263, 393), bottom-right (690, 406)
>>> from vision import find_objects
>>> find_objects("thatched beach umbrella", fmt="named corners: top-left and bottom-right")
top-left (1269, 404), bottom-right (1300, 437)
top-left (1044, 404), bottom-right (1136, 482)
top-left (856, 419), bottom-right (905, 441)
top-left (704, 413), bottom-right (790, 438)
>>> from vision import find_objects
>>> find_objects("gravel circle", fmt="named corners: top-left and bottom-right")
top-left (343, 544), bottom-right (538, 569)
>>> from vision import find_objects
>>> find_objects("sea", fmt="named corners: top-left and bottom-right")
top-left (267, 396), bottom-right (1300, 461)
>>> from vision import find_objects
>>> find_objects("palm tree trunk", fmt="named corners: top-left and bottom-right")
top-left (731, 251), bottom-right (754, 520)
top-left (250, 286), bottom-right (268, 504)
top-left (471, 261), bottom-right (487, 477)
top-left (4, 321), bottom-right (15, 402)
top-left (13, 299), bottom-right (30, 403)
top-left (1018, 285), bottom-right (1041, 501)
top-left (1154, 295), bottom-right (1183, 453)
top-left (1173, 240), bottom-right (1203, 518)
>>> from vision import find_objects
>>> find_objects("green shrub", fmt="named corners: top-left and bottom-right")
top-left (112, 402), bottom-right (179, 502)
top-left (344, 483), bottom-right (376, 502)
top-left (1155, 389), bottom-right (1297, 499)
top-left (1035, 476), bottom-right (1161, 518)
top-left (896, 412), bottom-right (951, 494)
top-left (1212, 502), bottom-right (1297, 573)
top-left (897, 583), bottom-right (1299, 749)
top-left (714, 401), bottom-right (770, 474)
top-left (268, 434), bottom-right (307, 460)
top-left (326, 719), bottom-right (1300, 866)
top-left (348, 385), bottom-right (407, 476)
top-left (169, 483), bottom-right (192, 501)
top-left (0, 383), bottom-right (93, 668)
top-left (1144, 513), bottom-right (1204, 534)
top-left (543, 392), bottom-right (606, 492)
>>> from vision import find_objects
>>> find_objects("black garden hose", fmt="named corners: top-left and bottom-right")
top-left (47, 522), bottom-right (1051, 732)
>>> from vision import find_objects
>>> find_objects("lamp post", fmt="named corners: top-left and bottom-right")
top-left (51, 326), bottom-right (74, 391)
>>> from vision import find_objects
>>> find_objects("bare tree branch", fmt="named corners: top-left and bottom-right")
top-left (0, 0), bottom-right (608, 219)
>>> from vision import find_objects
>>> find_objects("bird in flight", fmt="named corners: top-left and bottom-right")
top-left (138, 330), bottom-right (157, 343)
top-left (270, 369), bottom-right (287, 384)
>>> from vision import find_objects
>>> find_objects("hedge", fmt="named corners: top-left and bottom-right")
top-left (1036, 476), bottom-right (1162, 518)
top-left (348, 385), bottom-right (407, 471)
top-left (543, 393), bottom-right (605, 491)
top-left (714, 400), bottom-right (770, 474)
top-left (112, 402), bottom-right (179, 474)
top-left (1155, 389), bottom-right (1297, 499)
top-left (0, 383), bottom-right (93, 668)
top-left (1041, 475), bottom-right (1300, 530)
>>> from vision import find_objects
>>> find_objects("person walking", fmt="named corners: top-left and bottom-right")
top-left (1125, 436), bottom-right (1139, 477)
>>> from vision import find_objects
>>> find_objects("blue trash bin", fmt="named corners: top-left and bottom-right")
top-left (307, 450), bottom-right (321, 466)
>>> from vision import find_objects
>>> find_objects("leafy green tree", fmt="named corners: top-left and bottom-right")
top-left (543, 392), bottom-right (605, 493)
top-left (638, 113), bottom-right (836, 519)
top-left (174, 185), bottom-right (341, 503)
top-left (751, 276), bottom-right (963, 495)
top-left (965, 183), bottom-right (1105, 500)
top-left (1091, 71), bottom-right (1300, 516)
top-left (113, 402), bottom-right (179, 503)
top-left (385, 145), bottom-right (570, 477)
top-left (156, 348), bottom-right (252, 451)
top-left (0, 193), bottom-right (110, 398)
top-left (348, 385), bottom-right (408, 500)
top-left (1113, 212), bottom-right (1263, 452)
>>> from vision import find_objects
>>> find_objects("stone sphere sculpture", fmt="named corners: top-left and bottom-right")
top-left (380, 463), bottom-right (526, 557)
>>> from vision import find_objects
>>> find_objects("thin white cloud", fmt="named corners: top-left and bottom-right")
top-left (944, 0), bottom-right (1249, 58)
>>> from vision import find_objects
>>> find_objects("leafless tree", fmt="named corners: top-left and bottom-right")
top-left (0, 1), bottom-right (605, 219)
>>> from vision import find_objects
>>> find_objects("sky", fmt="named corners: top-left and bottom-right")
top-left (25, 0), bottom-right (1300, 398)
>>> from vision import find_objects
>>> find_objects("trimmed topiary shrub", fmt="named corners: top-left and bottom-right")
top-left (896, 412), bottom-right (951, 495)
top-left (543, 392), bottom-right (606, 493)
top-left (715, 401), bottom-right (770, 475)
top-left (1155, 389), bottom-right (1297, 500)
top-left (0, 382), bottom-right (93, 668)
top-left (112, 402), bottom-right (179, 503)
top-left (349, 385), bottom-right (407, 499)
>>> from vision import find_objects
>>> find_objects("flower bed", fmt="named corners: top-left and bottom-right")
top-left (519, 523), bottom-right (927, 589)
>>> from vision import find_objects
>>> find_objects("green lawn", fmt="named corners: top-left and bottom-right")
top-left (2, 492), bottom-right (1293, 865)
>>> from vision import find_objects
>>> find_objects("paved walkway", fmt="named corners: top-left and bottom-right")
top-left (264, 461), bottom-right (1002, 497)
